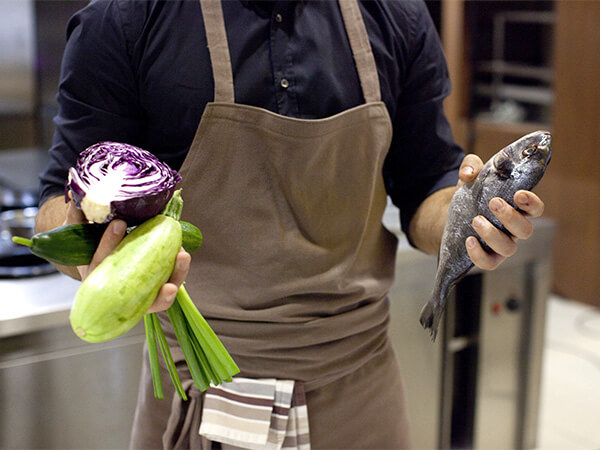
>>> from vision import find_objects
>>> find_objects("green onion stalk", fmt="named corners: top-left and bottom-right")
top-left (144, 190), bottom-right (239, 399)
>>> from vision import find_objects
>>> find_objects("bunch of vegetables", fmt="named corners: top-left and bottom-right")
top-left (13, 142), bottom-right (239, 399)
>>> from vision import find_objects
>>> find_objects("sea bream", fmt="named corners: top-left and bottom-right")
top-left (419, 130), bottom-right (552, 340)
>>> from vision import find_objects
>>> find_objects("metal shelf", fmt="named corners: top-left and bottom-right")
top-left (474, 83), bottom-right (554, 106)
top-left (477, 61), bottom-right (554, 83)
top-left (472, 8), bottom-right (556, 120)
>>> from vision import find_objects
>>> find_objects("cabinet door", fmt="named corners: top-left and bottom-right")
top-left (0, 325), bottom-right (145, 449)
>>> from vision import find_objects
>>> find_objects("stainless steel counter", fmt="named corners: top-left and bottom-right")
top-left (0, 272), bottom-right (79, 338)
top-left (0, 269), bottom-right (145, 449)
top-left (0, 203), bottom-right (555, 449)
top-left (0, 274), bottom-right (145, 449)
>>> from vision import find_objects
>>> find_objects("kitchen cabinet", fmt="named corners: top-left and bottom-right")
top-left (0, 274), bottom-right (145, 449)
top-left (0, 325), bottom-right (144, 449)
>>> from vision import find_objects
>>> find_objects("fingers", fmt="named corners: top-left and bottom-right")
top-left (466, 236), bottom-right (506, 271)
top-left (169, 248), bottom-right (192, 287)
top-left (146, 284), bottom-right (179, 314)
top-left (146, 248), bottom-right (191, 314)
top-left (467, 190), bottom-right (543, 270)
top-left (471, 215), bottom-right (518, 257)
top-left (489, 198), bottom-right (533, 240)
top-left (64, 200), bottom-right (86, 226)
top-left (514, 190), bottom-right (545, 217)
top-left (458, 154), bottom-right (484, 186)
top-left (91, 220), bottom-right (127, 267)
top-left (78, 219), bottom-right (127, 280)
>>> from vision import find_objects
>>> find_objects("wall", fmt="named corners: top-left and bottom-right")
top-left (0, 0), bottom-right (36, 149)
top-left (540, 0), bottom-right (600, 306)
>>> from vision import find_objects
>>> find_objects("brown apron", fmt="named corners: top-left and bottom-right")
top-left (130, 0), bottom-right (411, 447)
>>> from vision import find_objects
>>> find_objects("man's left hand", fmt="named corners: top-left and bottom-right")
top-left (458, 154), bottom-right (545, 271)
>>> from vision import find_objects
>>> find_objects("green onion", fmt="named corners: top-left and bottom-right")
top-left (151, 313), bottom-right (187, 401)
top-left (187, 323), bottom-right (219, 385)
top-left (140, 190), bottom-right (239, 399)
top-left (144, 314), bottom-right (163, 399)
top-left (176, 286), bottom-right (238, 382)
top-left (167, 301), bottom-right (210, 391)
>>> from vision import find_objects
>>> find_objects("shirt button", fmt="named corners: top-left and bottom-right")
top-left (274, 13), bottom-right (283, 23)
top-left (280, 78), bottom-right (290, 89)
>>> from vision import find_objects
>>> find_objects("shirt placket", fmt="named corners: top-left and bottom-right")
top-left (270, 2), bottom-right (299, 117)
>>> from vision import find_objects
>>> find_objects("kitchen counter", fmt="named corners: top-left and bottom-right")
top-left (0, 272), bottom-right (80, 338)
top-left (0, 272), bottom-right (144, 450)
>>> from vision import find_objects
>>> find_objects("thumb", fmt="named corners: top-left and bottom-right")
top-left (458, 154), bottom-right (483, 187)
top-left (64, 199), bottom-right (86, 226)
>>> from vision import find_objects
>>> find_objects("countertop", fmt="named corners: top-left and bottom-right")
top-left (0, 272), bottom-right (80, 338)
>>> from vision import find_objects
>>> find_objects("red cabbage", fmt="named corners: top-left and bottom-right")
top-left (66, 142), bottom-right (181, 224)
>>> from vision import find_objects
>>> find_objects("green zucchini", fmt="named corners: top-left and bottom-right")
top-left (70, 214), bottom-right (182, 343)
top-left (180, 220), bottom-right (203, 253)
top-left (12, 219), bottom-right (202, 266)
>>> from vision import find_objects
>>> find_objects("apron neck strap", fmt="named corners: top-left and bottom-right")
top-left (198, 0), bottom-right (381, 104)
top-left (337, 0), bottom-right (381, 103)
top-left (199, 0), bottom-right (235, 103)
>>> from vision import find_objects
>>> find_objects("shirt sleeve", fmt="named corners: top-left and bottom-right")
top-left (382, 0), bottom-right (465, 239)
top-left (38, 0), bottom-right (146, 206)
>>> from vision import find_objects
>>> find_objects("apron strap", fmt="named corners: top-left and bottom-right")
top-left (199, 0), bottom-right (235, 103)
top-left (337, 0), bottom-right (382, 103)
top-left (199, 0), bottom-right (381, 105)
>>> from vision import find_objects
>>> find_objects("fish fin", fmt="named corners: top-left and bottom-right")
top-left (493, 151), bottom-right (514, 178)
top-left (420, 274), bottom-right (459, 342)
top-left (419, 301), bottom-right (443, 342)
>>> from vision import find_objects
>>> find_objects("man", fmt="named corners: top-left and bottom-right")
top-left (36, 0), bottom-right (544, 448)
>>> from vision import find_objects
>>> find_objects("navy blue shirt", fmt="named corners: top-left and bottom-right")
top-left (40, 0), bottom-right (464, 235)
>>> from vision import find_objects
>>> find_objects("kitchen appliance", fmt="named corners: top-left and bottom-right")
top-left (0, 207), bottom-right (56, 278)
top-left (0, 178), bottom-right (38, 211)
top-left (386, 210), bottom-right (554, 449)
top-left (0, 148), bottom-right (46, 212)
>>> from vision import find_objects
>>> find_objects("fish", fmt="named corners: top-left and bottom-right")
top-left (419, 130), bottom-right (552, 341)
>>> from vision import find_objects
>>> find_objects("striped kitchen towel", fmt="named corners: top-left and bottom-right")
top-left (199, 378), bottom-right (310, 450)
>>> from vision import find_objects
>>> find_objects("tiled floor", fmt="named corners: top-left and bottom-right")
top-left (536, 296), bottom-right (600, 449)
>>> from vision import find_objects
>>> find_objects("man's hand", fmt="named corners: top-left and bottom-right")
top-left (37, 195), bottom-right (191, 314)
top-left (147, 248), bottom-right (191, 313)
top-left (70, 208), bottom-right (191, 313)
top-left (458, 154), bottom-right (545, 270)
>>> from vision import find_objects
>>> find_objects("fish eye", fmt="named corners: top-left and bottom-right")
top-left (522, 146), bottom-right (536, 158)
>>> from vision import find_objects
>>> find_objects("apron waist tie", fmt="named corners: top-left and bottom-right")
top-left (162, 378), bottom-right (310, 450)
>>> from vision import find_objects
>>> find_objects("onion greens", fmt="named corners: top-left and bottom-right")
top-left (144, 314), bottom-right (164, 399)
top-left (142, 190), bottom-right (239, 399)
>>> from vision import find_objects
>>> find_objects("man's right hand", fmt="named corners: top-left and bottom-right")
top-left (36, 195), bottom-right (191, 313)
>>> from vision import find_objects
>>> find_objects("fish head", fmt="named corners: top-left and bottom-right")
top-left (492, 130), bottom-right (552, 182)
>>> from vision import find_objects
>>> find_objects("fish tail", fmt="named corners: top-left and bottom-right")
top-left (420, 278), bottom-right (453, 342)
top-left (419, 301), bottom-right (443, 342)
